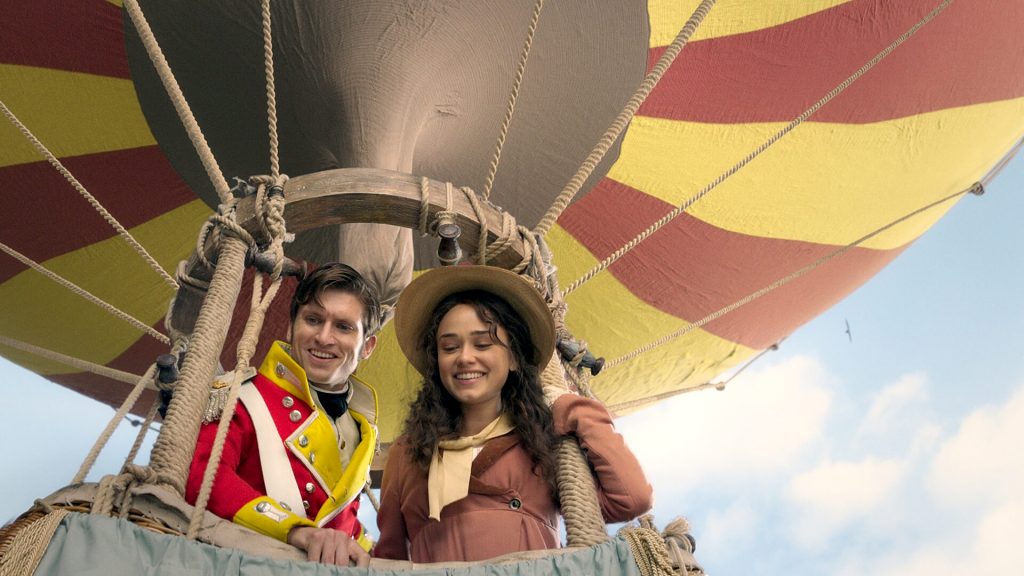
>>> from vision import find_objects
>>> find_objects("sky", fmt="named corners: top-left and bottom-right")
top-left (0, 152), bottom-right (1021, 574)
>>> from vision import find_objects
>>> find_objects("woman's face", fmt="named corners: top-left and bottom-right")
top-left (436, 303), bottom-right (518, 416)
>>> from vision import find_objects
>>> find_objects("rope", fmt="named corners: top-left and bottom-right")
top-left (186, 374), bottom-right (244, 539)
top-left (0, 241), bottom-right (170, 345)
top-left (481, 0), bottom-right (545, 201)
top-left (0, 334), bottom-right (143, 385)
top-left (533, 0), bottom-right (718, 237)
top-left (619, 524), bottom-right (677, 576)
top-left (123, 0), bottom-right (232, 204)
top-left (606, 182), bottom-right (973, 370)
top-left (0, 100), bottom-right (179, 290)
top-left (363, 483), bottom-right (381, 513)
top-left (188, 271), bottom-right (284, 537)
top-left (606, 343), bottom-right (779, 413)
top-left (0, 508), bottom-right (68, 576)
top-left (562, 0), bottom-right (954, 296)
top-left (122, 397), bottom-right (162, 472)
top-left (148, 235), bottom-right (249, 494)
top-left (72, 363), bottom-right (158, 485)
top-left (260, 0), bottom-right (281, 179)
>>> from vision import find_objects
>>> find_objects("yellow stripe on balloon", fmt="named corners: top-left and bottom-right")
top-left (648, 0), bottom-right (852, 47)
top-left (0, 199), bottom-right (210, 373)
top-left (608, 98), bottom-right (1024, 249)
top-left (545, 224), bottom-right (754, 409)
top-left (0, 64), bottom-right (156, 168)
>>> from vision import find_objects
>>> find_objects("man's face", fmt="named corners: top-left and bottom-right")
top-left (288, 289), bottom-right (377, 389)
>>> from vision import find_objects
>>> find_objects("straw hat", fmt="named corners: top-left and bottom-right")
top-left (394, 265), bottom-right (555, 376)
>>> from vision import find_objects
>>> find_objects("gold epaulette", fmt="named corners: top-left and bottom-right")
top-left (202, 367), bottom-right (258, 423)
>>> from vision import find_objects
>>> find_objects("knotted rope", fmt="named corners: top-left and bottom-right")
top-left (417, 178), bottom-right (535, 269)
top-left (149, 207), bottom-right (253, 494)
top-left (533, 0), bottom-right (717, 237)
top-left (562, 0), bottom-right (954, 297)
top-left (619, 516), bottom-right (702, 576)
top-left (0, 99), bottom-right (178, 290)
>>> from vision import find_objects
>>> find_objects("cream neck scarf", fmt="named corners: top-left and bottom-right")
top-left (427, 413), bottom-right (515, 521)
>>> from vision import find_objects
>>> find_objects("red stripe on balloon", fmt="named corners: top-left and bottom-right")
top-left (0, 146), bottom-right (196, 284)
top-left (559, 178), bottom-right (907, 350)
top-left (1, 0), bottom-right (130, 79)
top-left (640, 0), bottom-right (1024, 124)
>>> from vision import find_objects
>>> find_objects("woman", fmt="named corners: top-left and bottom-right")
top-left (374, 265), bottom-right (653, 563)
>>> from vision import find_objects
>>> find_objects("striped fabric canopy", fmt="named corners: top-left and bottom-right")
top-left (1, 0), bottom-right (1022, 443)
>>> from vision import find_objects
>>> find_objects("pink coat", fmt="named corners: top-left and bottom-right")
top-left (374, 394), bottom-right (653, 562)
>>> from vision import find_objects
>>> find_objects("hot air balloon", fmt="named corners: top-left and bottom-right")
top-left (1, 0), bottom-right (1022, 573)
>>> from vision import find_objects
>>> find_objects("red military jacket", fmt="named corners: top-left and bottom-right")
top-left (186, 341), bottom-right (378, 550)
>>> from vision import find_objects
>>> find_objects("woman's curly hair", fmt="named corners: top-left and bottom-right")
top-left (400, 290), bottom-right (559, 493)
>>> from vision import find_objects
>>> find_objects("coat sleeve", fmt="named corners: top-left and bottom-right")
top-left (185, 402), bottom-right (313, 542)
top-left (374, 439), bottom-right (411, 560)
top-left (551, 394), bottom-right (654, 523)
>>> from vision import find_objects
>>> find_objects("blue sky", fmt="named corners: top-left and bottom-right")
top-left (1, 152), bottom-right (1021, 575)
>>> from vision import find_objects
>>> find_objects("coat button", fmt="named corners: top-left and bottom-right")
top-left (275, 363), bottom-right (287, 377)
top-left (509, 498), bottom-right (522, 510)
top-left (303, 500), bottom-right (310, 510)
top-left (255, 502), bottom-right (270, 513)
top-left (298, 435), bottom-right (309, 447)
top-left (309, 452), bottom-right (316, 464)
top-left (282, 396), bottom-right (294, 408)
top-left (289, 409), bottom-right (302, 422)
top-left (279, 501), bottom-right (291, 511)
top-left (305, 482), bottom-right (315, 494)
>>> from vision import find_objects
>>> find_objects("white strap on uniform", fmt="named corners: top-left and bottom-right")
top-left (239, 384), bottom-right (306, 516)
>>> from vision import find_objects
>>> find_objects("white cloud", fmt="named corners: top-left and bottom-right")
top-left (859, 371), bottom-right (928, 435)
top-left (699, 501), bottom-right (757, 559)
top-left (928, 384), bottom-right (1024, 508)
top-left (786, 457), bottom-right (906, 548)
top-left (618, 355), bottom-right (832, 499)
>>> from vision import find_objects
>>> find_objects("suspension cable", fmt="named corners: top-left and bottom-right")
top-left (260, 0), bottom-right (281, 179)
top-left (0, 241), bottom-right (170, 345)
top-left (0, 99), bottom-right (179, 290)
top-left (533, 0), bottom-right (718, 236)
top-left (562, 0), bottom-right (954, 296)
top-left (123, 0), bottom-right (232, 204)
top-left (481, 0), bottom-right (546, 201)
top-left (604, 181), bottom-right (977, 369)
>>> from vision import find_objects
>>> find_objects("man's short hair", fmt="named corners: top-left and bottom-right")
top-left (291, 263), bottom-right (382, 336)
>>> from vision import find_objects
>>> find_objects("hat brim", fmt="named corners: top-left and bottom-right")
top-left (394, 266), bottom-right (555, 376)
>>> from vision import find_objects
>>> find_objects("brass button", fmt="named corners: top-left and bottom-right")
top-left (282, 396), bottom-right (294, 408)
top-left (298, 435), bottom-right (309, 448)
top-left (508, 498), bottom-right (522, 510)
top-left (256, 502), bottom-right (270, 513)
top-left (309, 452), bottom-right (316, 464)
top-left (289, 409), bottom-right (302, 423)
top-left (302, 500), bottom-right (310, 510)
top-left (275, 363), bottom-right (287, 377)
top-left (279, 501), bottom-right (291, 511)
top-left (305, 482), bottom-right (315, 494)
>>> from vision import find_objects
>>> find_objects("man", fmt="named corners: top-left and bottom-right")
top-left (186, 263), bottom-right (382, 566)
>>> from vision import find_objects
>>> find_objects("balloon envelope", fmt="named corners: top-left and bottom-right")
top-left (2, 0), bottom-right (1022, 443)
